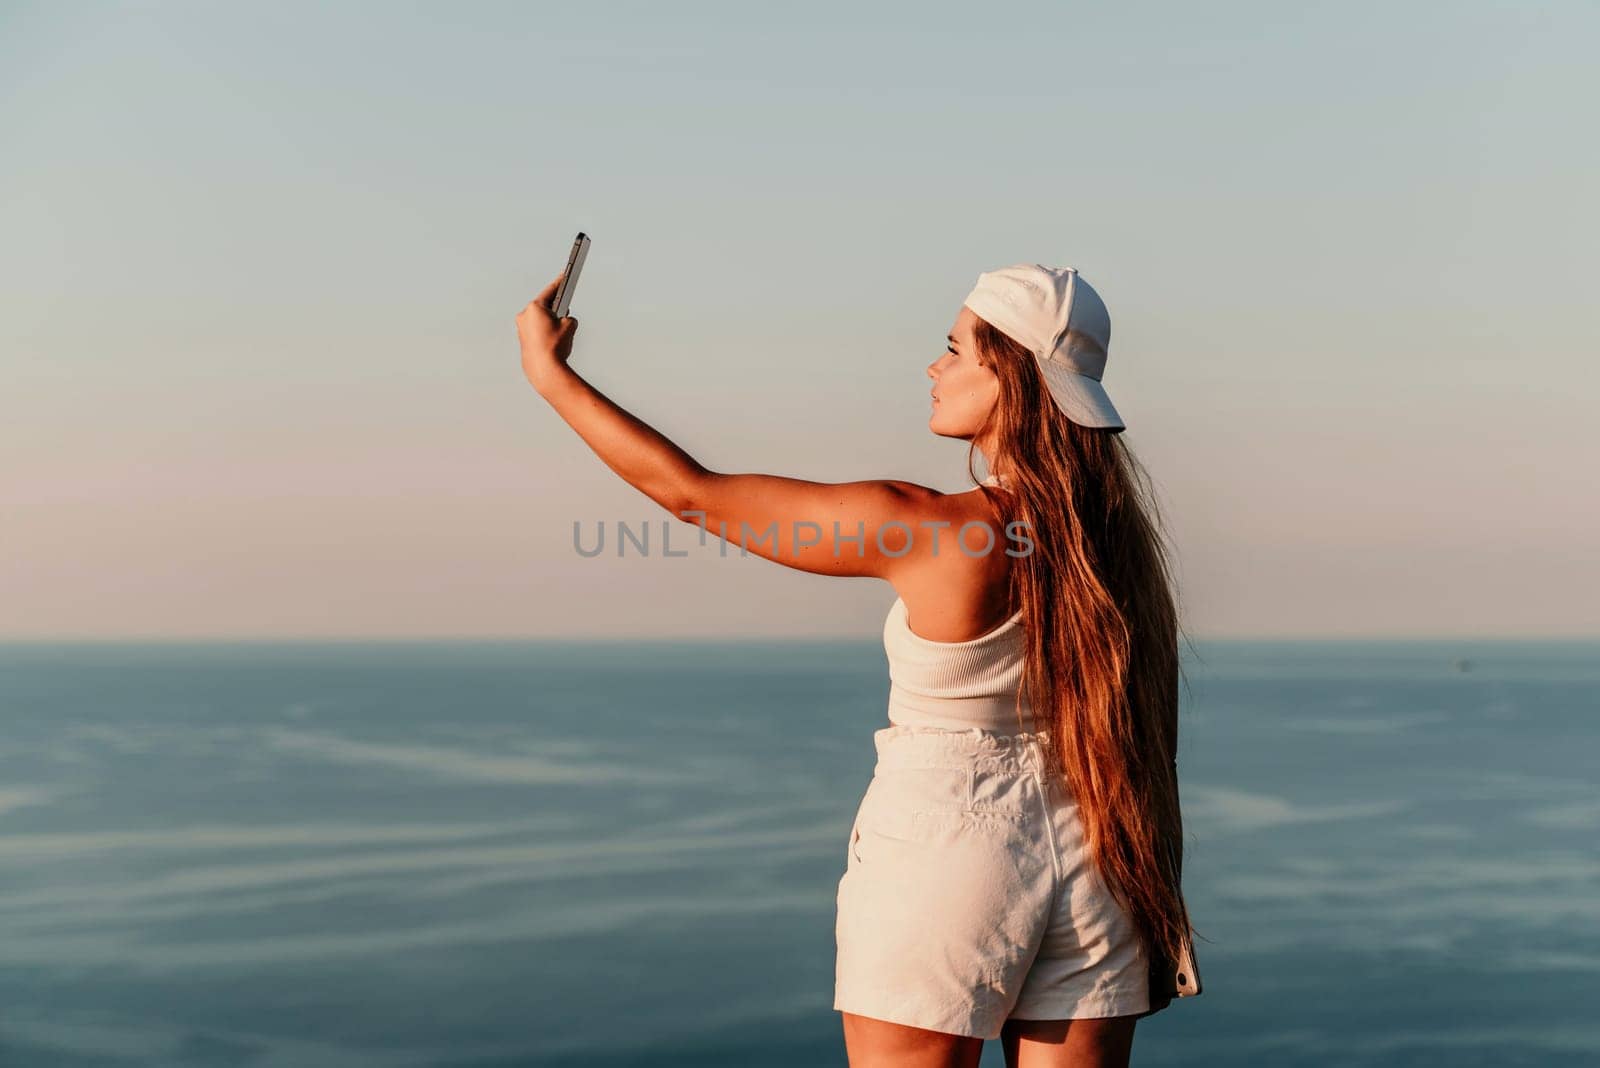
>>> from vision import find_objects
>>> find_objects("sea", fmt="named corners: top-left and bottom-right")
top-left (0, 638), bottom-right (1595, 1067)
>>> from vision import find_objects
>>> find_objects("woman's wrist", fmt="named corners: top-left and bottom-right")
top-left (529, 360), bottom-right (579, 399)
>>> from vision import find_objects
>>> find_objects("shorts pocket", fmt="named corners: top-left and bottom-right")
top-left (845, 777), bottom-right (882, 866)
top-left (968, 764), bottom-right (1036, 816)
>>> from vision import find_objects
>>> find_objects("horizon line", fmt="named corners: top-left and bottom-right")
top-left (1, 634), bottom-right (1596, 645)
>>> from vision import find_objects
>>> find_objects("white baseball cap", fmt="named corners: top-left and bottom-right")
top-left (962, 263), bottom-right (1125, 431)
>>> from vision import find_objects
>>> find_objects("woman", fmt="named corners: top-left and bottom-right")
top-left (517, 262), bottom-right (1199, 1068)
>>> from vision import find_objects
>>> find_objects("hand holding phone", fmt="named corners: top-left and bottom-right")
top-left (517, 231), bottom-right (590, 390)
top-left (550, 232), bottom-right (590, 319)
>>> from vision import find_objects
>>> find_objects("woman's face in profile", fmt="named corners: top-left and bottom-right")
top-left (927, 306), bottom-right (999, 440)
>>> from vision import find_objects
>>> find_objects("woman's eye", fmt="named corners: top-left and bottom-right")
top-left (946, 347), bottom-right (957, 356)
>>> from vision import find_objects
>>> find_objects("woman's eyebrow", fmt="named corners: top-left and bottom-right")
top-left (946, 335), bottom-right (960, 347)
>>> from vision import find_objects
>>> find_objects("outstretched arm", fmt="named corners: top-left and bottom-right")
top-left (516, 279), bottom-right (944, 581)
top-left (671, 472), bottom-right (943, 580)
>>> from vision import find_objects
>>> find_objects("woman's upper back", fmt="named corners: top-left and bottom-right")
top-left (890, 474), bottom-right (1020, 643)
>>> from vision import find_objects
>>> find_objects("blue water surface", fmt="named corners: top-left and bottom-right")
top-left (0, 637), bottom-right (1595, 1066)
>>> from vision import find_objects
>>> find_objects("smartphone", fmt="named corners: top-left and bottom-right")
top-left (551, 232), bottom-right (590, 319)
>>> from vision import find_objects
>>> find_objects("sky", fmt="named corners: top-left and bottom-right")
top-left (2, 0), bottom-right (1596, 640)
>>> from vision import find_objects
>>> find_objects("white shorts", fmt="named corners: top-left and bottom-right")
top-left (834, 724), bottom-right (1151, 1040)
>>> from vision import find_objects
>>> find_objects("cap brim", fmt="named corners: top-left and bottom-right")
top-left (1036, 359), bottom-right (1126, 431)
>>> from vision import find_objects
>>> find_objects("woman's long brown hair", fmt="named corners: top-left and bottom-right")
top-left (970, 316), bottom-right (1202, 976)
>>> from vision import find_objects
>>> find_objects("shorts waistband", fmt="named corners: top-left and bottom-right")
top-left (872, 723), bottom-right (1052, 774)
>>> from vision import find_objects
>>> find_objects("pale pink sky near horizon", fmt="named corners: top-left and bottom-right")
top-left (4, 2), bottom-right (1597, 639)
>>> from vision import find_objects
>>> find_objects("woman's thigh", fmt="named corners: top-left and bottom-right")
top-left (841, 1011), bottom-right (986, 1068)
top-left (999, 1015), bottom-right (1138, 1068)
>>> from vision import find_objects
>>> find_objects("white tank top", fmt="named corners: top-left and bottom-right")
top-left (881, 474), bottom-right (1034, 734)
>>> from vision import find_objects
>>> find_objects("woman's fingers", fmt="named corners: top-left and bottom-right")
top-left (534, 274), bottom-right (564, 307)
top-left (519, 275), bottom-right (567, 327)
